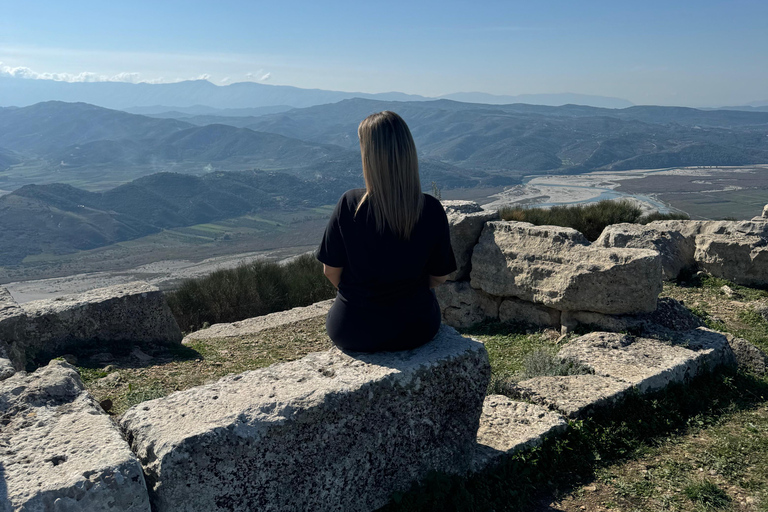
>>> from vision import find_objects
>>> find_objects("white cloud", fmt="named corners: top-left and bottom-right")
top-left (259, 72), bottom-right (271, 81)
top-left (220, 76), bottom-right (231, 83)
top-left (0, 64), bottom-right (217, 84)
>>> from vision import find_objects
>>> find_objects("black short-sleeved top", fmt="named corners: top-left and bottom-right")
top-left (317, 189), bottom-right (456, 305)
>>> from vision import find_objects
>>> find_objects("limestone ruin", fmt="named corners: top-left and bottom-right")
top-left (2, 202), bottom-right (768, 510)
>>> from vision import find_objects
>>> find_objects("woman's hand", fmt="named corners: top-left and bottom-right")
top-left (429, 274), bottom-right (448, 289)
top-left (323, 264), bottom-right (343, 289)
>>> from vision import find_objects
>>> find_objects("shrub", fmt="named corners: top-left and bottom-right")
top-left (498, 199), bottom-right (689, 241)
top-left (166, 253), bottom-right (336, 332)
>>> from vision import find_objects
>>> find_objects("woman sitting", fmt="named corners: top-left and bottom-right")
top-left (316, 111), bottom-right (456, 352)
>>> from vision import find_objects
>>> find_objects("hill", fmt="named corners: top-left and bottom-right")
top-left (0, 170), bottom-right (351, 266)
top-left (0, 102), bottom-right (479, 191)
top-left (242, 99), bottom-right (768, 173)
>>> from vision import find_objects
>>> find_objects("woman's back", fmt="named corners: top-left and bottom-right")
top-left (318, 188), bottom-right (455, 305)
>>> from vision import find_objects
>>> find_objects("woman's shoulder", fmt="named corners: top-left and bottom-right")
top-left (422, 193), bottom-right (446, 216)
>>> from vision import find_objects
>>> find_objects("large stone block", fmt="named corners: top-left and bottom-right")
top-left (442, 201), bottom-right (499, 281)
top-left (471, 221), bottom-right (662, 315)
top-left (435, 280), bottom-right (499, 329)
top-left (508, 375), bottom-right (633, 419)
top-left (557, 330), bottom-right (734, 395)
top-left (0, 360), bottom-right (150, 511)
top-left (0, 287), bottom-right (26, 370)
top-left (120, 326), bottom-right (490, 512)
top-left (498, 297), bottom-right (561, 328)
top-left (763, 204), bottom-right (768, 219)
top-left (595, 223), bottom-right (695, 280)
top-left (560, 297), bottom-right (703, 335)
top-left (471, 395), bottom-right (567, 472)
top-left (17, 282), bottom-right (182, 367)
top-left (183, 298), bottom-right (334, 343)
top-left (695, 233), bottom-right (768, 287)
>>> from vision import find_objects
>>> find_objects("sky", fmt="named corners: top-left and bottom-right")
top-left (1, 0), bottom-right (766, 107)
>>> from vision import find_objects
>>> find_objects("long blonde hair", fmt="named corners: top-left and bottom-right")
top-left (356, 111), bottom-right (424, 240)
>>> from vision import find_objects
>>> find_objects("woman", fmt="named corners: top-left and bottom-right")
top-left (316, 111), bottom-right (456, 352)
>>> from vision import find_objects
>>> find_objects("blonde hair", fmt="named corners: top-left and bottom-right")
top-left (356, 111), bottom-right (424, 240)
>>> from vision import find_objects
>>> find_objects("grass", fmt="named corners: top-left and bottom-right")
top-left (165, 253), bottom-right (336, 332)
top-left (498, 199), bottom-right (689, 241)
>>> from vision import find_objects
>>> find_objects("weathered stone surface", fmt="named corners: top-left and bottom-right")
top-left (560, 297), bottom-right (703, 335)
top-left (435, 281), bottom-right (499, 329)
top-left (763, 204), bottom-right (768, 219)
top-left (651, 219), bottom-right (768, 239)
top-left (557, 331), bottom-right (734, 394)
top-left (0, 341), bottom-right (14, 381)
top-left (724, 335), bottom-right (768, 375)
top-left (442, 201), bottom-right (499, 280)
top-left (472, 395), bottom-right (567, 472)
top-left (675, 327), bottom-right (738, 370)
top-left (694, 233), bottom-right (768, 287)
top-left (0, 287), bottom-right (26, 370)
top-left (508, 375), bottom-right (632, 419)
top-left (183, 299), bottom-right (334, 343)
top-left (499, 297), bottom-right (561, 328)
top-left (120, 326), bottom-right (490, 512)
top-left (595, 223), bottom-right (694, 280)
top-left (0, 360), bottom-right (150, 511)
top-left (16, 282), bottom-right (182, 367)
top-left (471, 221), bottom-right (662, 314)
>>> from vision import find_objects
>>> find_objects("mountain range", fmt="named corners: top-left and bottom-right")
top-left (0, 76), bottom-right (637, 110)
top-left (2, 97), bottom-right (768, 266)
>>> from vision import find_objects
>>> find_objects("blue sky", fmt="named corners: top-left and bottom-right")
top-left (1, 0), bottom-right (766, 106)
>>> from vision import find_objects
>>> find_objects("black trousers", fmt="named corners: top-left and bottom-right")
top-left (325, 289), bottom-right (442, 353)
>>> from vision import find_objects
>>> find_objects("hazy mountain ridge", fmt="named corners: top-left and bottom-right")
top-left (240, 98), bottom-right (768, 173)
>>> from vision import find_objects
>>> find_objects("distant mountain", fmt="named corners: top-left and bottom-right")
top-left (0, 170), bottom-right (350, 265)
top-left (242, 98), bottom-right (768, 173)
top-left (0, 77), bottom-right (431, 110)
top-left (3, 99), bottom-right (768, 195)
top-left (438, 92), bottom-right (634, 109)
top-left (0, 101), bottom-right (192, 153)
top-left (123, 105), bottom-right (294, 117)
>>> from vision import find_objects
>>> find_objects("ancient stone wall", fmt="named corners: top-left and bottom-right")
top-left (437, 201), bottom-right (768, 332)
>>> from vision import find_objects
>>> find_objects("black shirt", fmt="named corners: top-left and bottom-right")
top-left (317, 189), bottom-right (457, 305)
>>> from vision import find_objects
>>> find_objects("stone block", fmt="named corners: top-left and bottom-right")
top-left (435, 281), bottom-right (499, 329)
top-left (0, 360), bottom-right (150, 511)
top-left (694, 233), bottom-right (768, 287)
top-left (0, 286), bottom-right (26, 370)
top-left (560, 298), bottom-right (703, 336)
top-left (557, 331), bottom-right (734, 395)
top-left (471, 221), bottom-right (662, 315)
top-left (17, 282), bottom-right (182, 367)
top-left (471, 395), bottom-right (567, 472)
top-left (442, 201), bottom-right (499, 281)
top-left (499, 297), bottom-right (561, 328)
top-left (595, 223), bottom-right (695, 280)
top-left (183, 298), bottom-right (334, 343)
top-left (508, 375), bottom-right (633, 419)
top-left (120, 326), bottom-right (490, 512)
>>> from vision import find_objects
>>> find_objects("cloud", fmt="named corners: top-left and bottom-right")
top-left (220, 76), bottom-right (231, 83)
top-left (0, 64), bottom-right (213, 84)
top-left (0, 64), bottom-right (147, 83)
top-left (259, 72), bottom-right (271, 81)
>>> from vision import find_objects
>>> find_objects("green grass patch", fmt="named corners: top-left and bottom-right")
top-left (498, 199), bottom-right (689, 241)
top-left (683, 480), bottom-right (731, 510)
top-left (166, 253), bottom-right (336, 332)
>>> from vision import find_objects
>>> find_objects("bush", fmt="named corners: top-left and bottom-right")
top-left (166, 253), bottom-right (336, 332)
top-left (499, 200), bottom-right (689, 241)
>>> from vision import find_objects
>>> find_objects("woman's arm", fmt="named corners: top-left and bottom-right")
top-left (323, 264), bottom-right (343, 289)
top-left (429, 274), bottom-right (448, 289)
